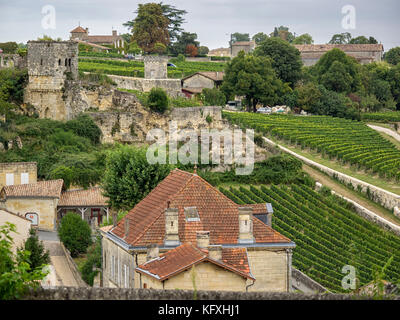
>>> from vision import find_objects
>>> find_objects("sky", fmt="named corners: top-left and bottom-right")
top-left (0, 0), bottom-right (399, 51)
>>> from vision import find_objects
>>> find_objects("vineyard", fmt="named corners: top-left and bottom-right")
top-left (78, 57), bottom-right (226, 79)
top-left (219, 184), bottom-right (400, 292)
top-left (362, 111), bottom-right (400, 122)
top-left (223, 112), bottom-right (400, 181)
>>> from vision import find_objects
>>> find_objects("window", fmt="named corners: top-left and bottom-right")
top-left (65, 58), bottom-right (67, 66)
top-left (40, 59), bottom-right (43, 66)
top-left (6, 173), bottom-right (14, 186)
top-left (68, 58), bottom-right (71, 67)
top-left (58, 59), bottom-right (61, 66)
top-left (21, 172), bottom-right (29, 184)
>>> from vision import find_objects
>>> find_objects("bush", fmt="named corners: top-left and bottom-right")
top-left (21, 229), bottom-right (50, 272)
top-left (64, 114), bottom-right (102, 145)
top-left (80, 235), bottom-right (102, 286)
top-left (201, 88), bottom-right (226, 106)
top-left (58, 213), bottom-right (92, 257)
top-left (147, 87), bottom-right (169, 113)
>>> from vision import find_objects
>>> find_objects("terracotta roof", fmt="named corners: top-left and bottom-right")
top-left (110, 169), bottom-right (291, 247)
top-left (75, 40), bottom-right (110, 50)
top-left (100, 225), bottom-right (113, 233)
top-left (87, 35), bottom-right (121, 44)
top-left (294, 44), bottom-right (383, 53)
top-left (135, 243), bottom-right (254, 281)
top-left (70, 26), bottom-right (87, 33)
top-left (1, 180), bottom-right (64, 198)
top-left (182, 72), bottom-right (225, 82)
top-left (58, 187), bottom-right (109, 207)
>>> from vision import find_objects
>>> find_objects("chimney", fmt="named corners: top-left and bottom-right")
top-left (146, 244), bottom-right (159, 261)
top-left (112, 30), bottom-right (117, 37)
top-left (164, 207), bottom-right (179, 246)
top-left (85, 28), bottom-right (89, 34)
top-left (266, 203), bottom-right (274, 227)
top-left (124, 217), bottom-right (130, 238)
top-left (208, 245), bottom-right (222, 261)
top-left (196, 231), bottom-right (210, 248)
top-left (238, 207), bottom-right (254, 244)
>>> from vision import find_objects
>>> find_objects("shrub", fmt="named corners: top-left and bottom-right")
top-left (147, 87), bottom-right (169, 113)
top-left (80, 235), bottom-right (102, 286)
top-left (21, 229), bottom-right (50, 272)
top-left (64, 114), bottom-right (102, 145)
top-left (201, 88), bottom-right (226, 106)
top-left (58, 213), bottom-right (92, 257)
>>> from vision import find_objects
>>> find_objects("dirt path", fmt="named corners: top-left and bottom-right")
top-left (302, 164), bottom-right (400, 227)
top-left (367, 124), bottom-right (400, 142)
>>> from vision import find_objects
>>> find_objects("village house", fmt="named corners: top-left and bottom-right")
top-left (231, 41), bottom-right (256, 57)
top-left (69, 26), bottom-right (125, 51)
top-left (0, 208), bottom-right (31, 253)
top-left (293, 43), bottom-right (384, 66)
top-left (100, 169), bottom-right (295, 292)
top-left (207, 47), bottom-right (231, 57)
top-left (181, 72), bottom-right (225, 98)
top-left (0, 162), bottom-right (37, 189)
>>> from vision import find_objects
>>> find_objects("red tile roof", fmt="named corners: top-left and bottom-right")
top-left (1, 179), bottom-right (64, 198)
top-left (87, 35), bottom-right (121, 44)
top-left (182, 72), bottom-right (225, 82)
top-left (58, 187), bottom-right (109, 207)
top-left (136, 243), bottom-right (254, 281)
top-left (110, 169), bottom-right (291, 246)
top-left (294, 44), bottom-right (383, 53)
top-left (70, 26), bottom-right (87, 33)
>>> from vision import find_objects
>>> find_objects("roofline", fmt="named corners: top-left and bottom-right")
top-left (0, 208), bottom-right (32, 222)
top-left (57, 204), bottom-right (108, 208)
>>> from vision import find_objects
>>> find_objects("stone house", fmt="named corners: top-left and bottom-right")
top-left (208, 47), bottom-right (231, 57)
top-left (231, 41), bottom-right (256, 57)
top-left (0, 162), bottom-right (37, 189)
top-left (293, 44), bottom-right (384, 66)
top-left (0, 208), bottom-right (31, 253)
top-left (70, 26), bottom-right (125, 51)
top-left (100, 169), bottom-right (295, 292)
top-left (181, 72), bottom-right (225, 98)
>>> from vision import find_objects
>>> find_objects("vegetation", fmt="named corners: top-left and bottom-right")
top-left (201, 88), bottom-right (226, 106)
top-left (20, 229), bottom-right (50, 272)
top-left (80, 234), bottom-right (102, 286)
top-left (147, 87), bottom-right (169, 113)
top-left (0, 223), bottom-right (48, 299)
top-left (58, 213), bottom-right (93, 257)
top-left (362, 111), bottom-right (400, 122)
top-left (224, 112), bottom-right (400, 181)
top-left (384, 47), bottom-right (400, 66)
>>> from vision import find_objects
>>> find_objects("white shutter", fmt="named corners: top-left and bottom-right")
top-left (21, 172), bottom-right (29, 184)
top-left (124, 265), bottom-right (129, 288)
top-left (6, 173), bottom-right (14, 186)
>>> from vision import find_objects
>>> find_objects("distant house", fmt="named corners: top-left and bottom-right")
top-left (0, 208), bottom-right (31, 253)
top-left (100, 169), bottom-right (295, 292)
top-left (182, 71), bottom-right (225, 98)
top-left (70, 26), bottom-right (125, 51)
top-left (293, 44), bottom-right (384, 66)
top-left (231, 41), bottom-right (256, 57)
top-left (0, 162), bottom-right (37, 189)
top-left (208, 47), bottom-right (231, 57)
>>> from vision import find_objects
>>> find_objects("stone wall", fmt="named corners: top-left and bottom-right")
top-left (291, 268), bottom-right (328, 293)
top-left (182, 74), bottom-right (215, 90)
top-left (262, 137), bottom-right (400, 211)
top-left (60, 242), bottom-right (88, 288)
top-left (144, 55), bottom-right (168, 79)
top-left (24, 286), bottom-right (397, 300)
top-left (0, 53), bottom-right (25, 69)
top-left (0, 162), bottom-right (37, 188)
top-left (0, 209), bottom-right (31, 254)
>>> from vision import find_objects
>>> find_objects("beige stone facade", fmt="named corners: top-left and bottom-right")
top-left (182, 74), bottom-right (215, 91)
top-left (0, 162), bottom-right (37, 189)
top-left (0, 209), bottom-right (31, 253)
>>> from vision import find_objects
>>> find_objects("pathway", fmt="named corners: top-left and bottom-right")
top-left (367, 124), bottom-right (400, 142)
top-left (38, 230), bottom-right (79, 287)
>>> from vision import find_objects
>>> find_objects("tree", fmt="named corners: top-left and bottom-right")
top-left (0, 223), bottom-right (48, 299)
top-left (328, 32), bottom-right (352, 44)
top-left (64, 114), bottom-right (102, 145)
top-left (221, 51), bottom-right (289, 112)
top-left (185, 44), bottom-right (198, 57)
top-left (130, 3), bottom-right (170, 53)
top-left (252, 32), bottom-right (268, 45)
top-left (37, 35), bottom-right (62, 41)
top-left (126, 41), bottom-right (141, 55)
top-left (293, 33), bottom-right (314, 45)
top-left (269, 26), bottom-right (295, 43)
top-left (349, 35), bottom-right (378, 44)
top-left (124, 2), bottom-right (187, 43)
top-left (296, 82), bottom-right (322, 111)
top-left (58, 213), bottom-right (92, 257)
top-left (0, 42), bottom-right (18, 54)
top-left (153, 42), bottom-right (167, 54)
top-left (231, 32), bottom-right (250, 43)
top-left (201, 88), bottom-right (226, 106)
top-left (198, 46), bottom-right (209, 55)
top-left (21, 229), bottom-right (50, 272)
top-left (254, 37), bottom-right (303, 86)
top-left (80, 234), bottom-right (102, 286)
top-left (385, 47), bottom-right (400, 66)
top-left (101, 144), bottom-right (172, 210)
top-left (170, 32), bottom-right (199, 55)
top-left (147, 87), bottom-right (169, 113)
top-left (314, 48), bottom-right (361, 93)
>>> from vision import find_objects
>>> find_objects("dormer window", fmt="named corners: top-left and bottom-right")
top-left (184, 207), bottom-right (200, 222)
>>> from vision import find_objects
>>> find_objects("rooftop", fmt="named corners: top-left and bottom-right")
top-left (294, 43), bottom-right (384, 52)
top-left (0, 179), bottom-right (64, 199)
top-left (58, 187), bottom-right (109, 207)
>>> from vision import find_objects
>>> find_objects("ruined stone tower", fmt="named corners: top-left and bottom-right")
top-left (24, 40), bottom-right (78, 121)
top-left (144, 55), bottom-right (168, 79)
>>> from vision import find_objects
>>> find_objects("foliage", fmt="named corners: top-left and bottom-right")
top-left (147, 87), bottom-right (169, 113)
top-left (349, 36), bottom-right (378, 44)
top-left (185, 44), bottom-right (198, 57)
top-left (201, 88), bottom-right (226, 106)
top-left (37, 35), bottom-right (62, 41)
top-left (58, 213), bottom-right (92, 257)
top-left (80, 234), bottom-right (102, 286)
top-left (224, 111), bottom-right (400, 180)
top-left (0, 223), bottom-right (48, 299)
top-left (329, 32), bottom-right (352, 44)
top-left (127, 41), bottom-right (142, 55)
top-left (0, 68), bottom-right (28, 104)
top-left (254, 37), bottom-right (303, 86)
top-left (361, 111), bottom-right (400, 122)
top-left (64, 114), bottom-right (102, 145)
top-left (231, 32), bottom-right (250, 43)
top-left (130, 3), bottom-right (170, 53)
top-left (384, 47), bottom-right (400, 66)
top-left (221, 51), bottom-right (289, 112)
top-left (170, 32), bottom-right (199, 56)
top-left (153, 42), bottom-right (167, 55)
top-left (198, 46), bottom-right (209, 55)
top-left (269, 26), bottom-right (295, 43)
top-left (251, 32), bottom-right (269, 44)
top-left (292, 33), bottom-right (314, 45)
top-left (0, 42), bottom-right (18, 53)
top-left (101, 144), bottom-right (172, 210)
top-left (100, 210), bottom-right (128, 227)
top-left (21, 229), bottom-right (50, 272)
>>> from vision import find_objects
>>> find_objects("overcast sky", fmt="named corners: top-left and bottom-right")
top-left (0, 0), bottom-right (399, 50)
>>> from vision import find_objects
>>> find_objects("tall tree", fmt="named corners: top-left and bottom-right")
top-left (349, 35), bottom-right (379, 44)
top-left (170, 32), bottom-right (199, 55)
top-left (254, 37), bottom-right (303, 86)
top-left (270, 26), bottom-right (295, 43)
top-left (328, 32), bottom-right (352, 44)
top-left (124, 2), bottom-right (187, 43)
top-left (231, 32), bottom-right (250, 43)
top-left (130, 3), bottom-right (170, 53)
top-left (292, 33), bottom-right (314, 45)
top-left (384, 47), bottom-right (400, 65)
top-left (221, 51), bottom-right (289, 112)
top-left (252, 32), bottom-right (269, 45)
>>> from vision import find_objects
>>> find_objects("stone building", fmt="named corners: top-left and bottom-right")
top-left (70, 26), bottom-right (125, 50)
top-left (143, 55), bottom-right (168, 79)
top-left (0, 208), bottom-right (31, 253)
top-left (231, 41), bottom-right (256, 57)
top-left (182, 72), bottom-right (224, 98)
top-left (24, 40), bottom-right (78, 121)
top-left (293, 44), bottom-right (384, 66)
top-left (100, 169), bottom-right (295, 292)
top-left (0, 53), bottom-right (25, 69)
top-left (0, 162), bottom-right (37, 189)
top-left (208, 47), bottom-right (231, 57)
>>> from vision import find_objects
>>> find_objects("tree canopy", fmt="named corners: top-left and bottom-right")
top-left (292, 33), bottom-right (314, 45)
top-left (385, 47), bottom-right (400, 66)
top-left (252, 32), bottom-right (269, 45)
top-left (170, 32), bottom-right (199, 55)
